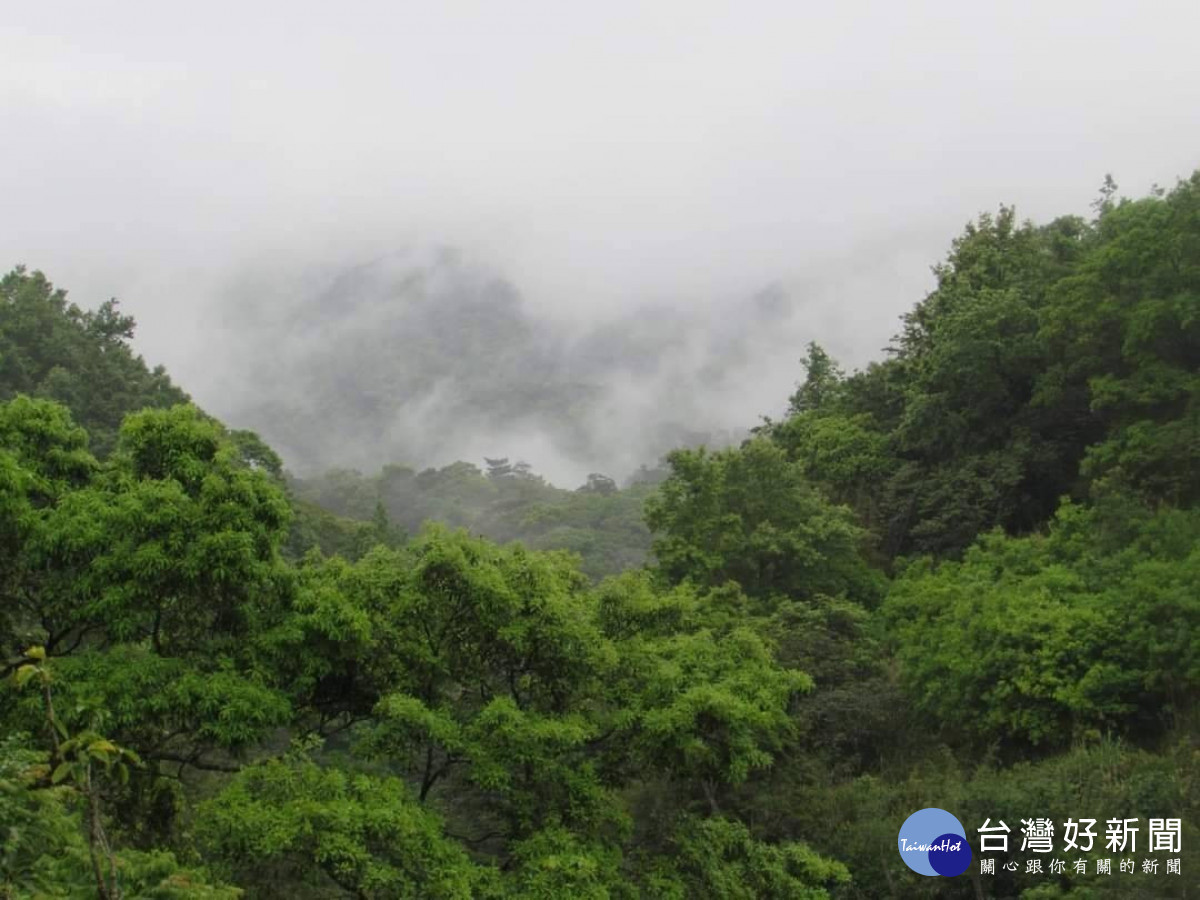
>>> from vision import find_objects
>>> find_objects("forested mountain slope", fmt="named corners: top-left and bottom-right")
top-left (287, 460), bottom-right (658, 581)
top-left (1, 173), bottom-right (1198, 899)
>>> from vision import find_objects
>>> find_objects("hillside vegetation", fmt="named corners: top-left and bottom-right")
top-left (1, 173), bottom-right (1198, 898)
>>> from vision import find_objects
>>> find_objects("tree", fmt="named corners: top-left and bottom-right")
top-left (199, 756), bottom-right (487, 899)
top-left (14, 646), bottom-right (141, 900)
top-left (645, 439), bottom-right (879, 605)
top-left (787, 343), bottom-right (844, 415)
top-left (1, 400), bottom-right (296, 795)
top-left (1040, 172), bottom-right (1200, 506)
top-left (577, 473), bottom-right (617, 496)
top-left (0, 267), bottom-right (188, 456)
top-left (265, 528), bottom-right (836, 893)
top-left (647, 816), bottom-right (849, 899)
top-left (882, 498), bottom-right (1200, 751)
top-left (485, 457), bottom-right (514, 480)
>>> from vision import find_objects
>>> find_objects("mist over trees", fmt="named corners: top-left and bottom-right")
top-left (201, 247), bottom-right (828, 486)
top-left (1, 172), bottom-right (1199, 898)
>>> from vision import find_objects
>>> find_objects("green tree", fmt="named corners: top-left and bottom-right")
top-left (882, 498), bottom-right (1200, 751)
top-left (1040, 173), bottom-right (1200, 505)
top-left (1, 400), bottom-right (296, 797)
top-left (645, 439), bottom-right (879, 604)
top-left (0, 268), bottom-right (187, 457)
top-left (198, 756), bottom-right (487, 899)
top-left (787, 343), bottom-right (845, 415)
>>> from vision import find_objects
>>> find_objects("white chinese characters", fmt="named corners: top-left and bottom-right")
top-left (977, 817), bottom-right (1182, 855)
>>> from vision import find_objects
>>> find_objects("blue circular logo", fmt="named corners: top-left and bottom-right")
top-left (897, 808), bottom-right (972, 877)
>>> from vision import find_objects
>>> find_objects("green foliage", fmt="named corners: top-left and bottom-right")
top-left (0, 398), bottom-right (101, 657)
top-left (0, 733), bottom-right (94, 897)
top-left (283, 497), bottom-right (394, 563)
top-left (6, 172), bottom-right (1200, 899)
top-left (615, 627), bottom-right (811, 789)
top-left (770, 176), bottom-right (1200, 559)
top-left (0, 267), bottom-right (187, 457)
top-left (0, 395), bottom-right (97, 499)
top-left (31, 648), bottom-right (293, 755)
top-left (52, 406), bottom-right (294, 656)
top-left (0, 397), bottom-right (300, 890)
top-left (113, 850), bottom-right (243, 900)
top-left (883, 499), bottom-right (1200, 750)
top-left (1042, 174), bottom-right (1200, 505)
top-left (288, 461), bottom-right (653, 580)
top-left (198, 758), bottom-right (485, 899)
top-left (341, 528), bottom-right (626, 843)
top-left (645, 438), bottom-right (879, 604)
top-left (501, 827), bottom-right (627, 899)
top-left (648, 815), bottom-right (849, 900)
top-left (787, 738), bottom-right (1199, 900)
top-left (758, 594), bottom-right (902, 774)
top-left (4, 401), bottom-right (294, 664)
top-left (788, 343), bottom-right (845, 415)
top-left (248, 523), bottom-right (821, 895)
top-left (2, 676), bottom-right (238, 900)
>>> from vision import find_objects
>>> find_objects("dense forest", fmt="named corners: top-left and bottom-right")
top-left (1, 173), bottom-right (1198, 898)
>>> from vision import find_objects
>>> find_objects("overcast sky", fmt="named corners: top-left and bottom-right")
top-left (4, 0), bottom-right (1200, 475)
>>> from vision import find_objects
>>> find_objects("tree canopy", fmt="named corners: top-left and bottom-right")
top-left (3, 170), bottom-right (1200, 898)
